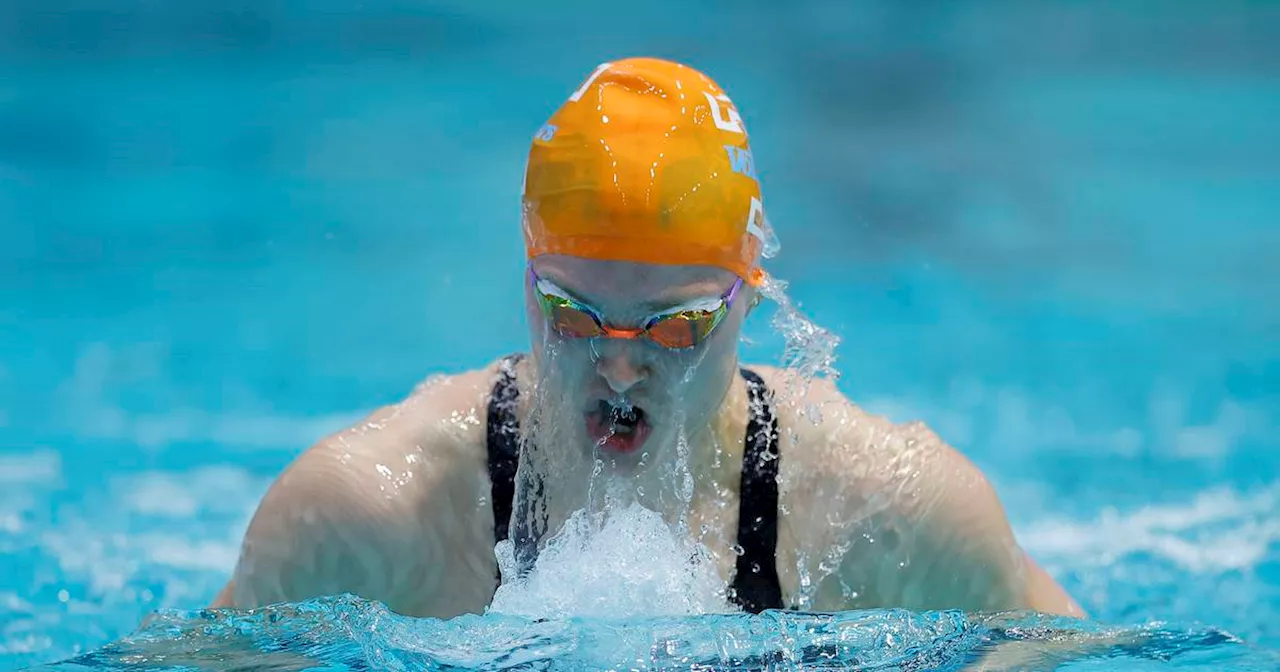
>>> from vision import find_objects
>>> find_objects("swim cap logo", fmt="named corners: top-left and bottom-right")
top-left (703, 92), bottom-right (745, 134)
top-left (568, 62), bottom-right (613, 103)
top-left (534, 124), bottom-right (558, 142)
top-left (525, 58), bottom-right (772, 284)
top-left (746, 197), bottom-right (767, 243)
top-left (724, 145), bottom-right (756, 180)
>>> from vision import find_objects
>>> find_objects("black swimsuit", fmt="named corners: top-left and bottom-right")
top-left (484, 354), bottom-right (784, 613)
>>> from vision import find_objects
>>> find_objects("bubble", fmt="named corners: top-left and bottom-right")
top-left (490, 502), bottom-right (731, 619)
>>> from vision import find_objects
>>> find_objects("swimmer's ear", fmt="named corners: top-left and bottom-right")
top-left (747, 288), bottom-right (762, 313)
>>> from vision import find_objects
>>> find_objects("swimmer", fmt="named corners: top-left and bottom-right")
top-left (211, 58), bottom-right (1083, 619)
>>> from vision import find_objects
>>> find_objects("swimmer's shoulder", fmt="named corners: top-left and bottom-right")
top-left (313, 355), bottom-right (523, 468)
top-left (745, 363), bottom-right (959, 471)
top-left (746, 363), bottom-right (990, 515)
top-left (226, 358), bottom-right (515, 617)
top-left (746, 364), bottom-right (1041, 613)
top-left (289, 359), bottom-right (504, 483)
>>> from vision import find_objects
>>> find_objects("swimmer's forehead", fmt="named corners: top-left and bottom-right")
top-left (531, 256), bottom-right (737, 312)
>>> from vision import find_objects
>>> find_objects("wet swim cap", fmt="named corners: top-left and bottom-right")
top-left (522, 57), bottom-right (776, 285)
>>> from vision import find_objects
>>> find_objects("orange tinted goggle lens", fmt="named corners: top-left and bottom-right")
top-left (543, 301), bottom-right (721, 349)
top-left (546, 302), bottom-right (605, 338)
top-left (644, 311), bottom-right (719, 349)
top-left (531, 267), bottom-right (736, 350)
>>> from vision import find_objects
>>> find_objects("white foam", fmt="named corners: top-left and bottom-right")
top-left (140, 535), bottom-right (241, 572)
top-left (0, 449), bottom-right (62, 485)
top-left (53, 341), bottom-right (365, 451)
top-left (1020, 483), bottom-right (1280, 574)
top-left (123, 466), bottom-right (270, 518)
top-left (40, 530), bottom-right (134, 594)
top-left (861, 378), bottom-right (1272, 462)
top-left (126, 473), bottom-right (204, 518)
top-left (0, 592), bottom-right (32, 613)
top-left (71, 405), bottom-right (363, 451)
top-left (34, 466), bottom-right (268, 600)
top-left (489, 502), bottom-right (731, 620)
top-left (40, 522), bottom-right (248, 599)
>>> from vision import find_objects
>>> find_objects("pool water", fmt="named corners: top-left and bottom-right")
top-left (2, 1), bottom-right (1279, 669)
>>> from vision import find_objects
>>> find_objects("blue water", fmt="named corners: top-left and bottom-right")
top-left (2, 1), bottom-right (1279, 669)
top-left (21, 596), bottom-right (1280, 670)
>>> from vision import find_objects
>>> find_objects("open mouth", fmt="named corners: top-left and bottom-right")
top-left (585, 399), bottom-right (653, 454)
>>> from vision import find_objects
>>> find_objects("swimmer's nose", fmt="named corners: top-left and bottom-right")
top-left (595, 344), bottom-right (649, 394)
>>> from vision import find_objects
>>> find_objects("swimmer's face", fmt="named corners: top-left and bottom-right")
top-left (525, 255), bottom-right (751, 466)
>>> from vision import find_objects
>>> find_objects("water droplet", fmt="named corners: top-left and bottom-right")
top-left (758, 275), bottom-right (841, 387)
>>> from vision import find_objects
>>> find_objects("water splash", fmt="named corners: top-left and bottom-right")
top-left (504, 267), bottom-right (882, 625)
top-left (756, 273), bottom-right (841, 390)
top-left (31, 595), bottom-right (1275, 671)
top-left (508, 337), bottom-right (731, 611)
top-left (491, 501), bottom-right (730, 620)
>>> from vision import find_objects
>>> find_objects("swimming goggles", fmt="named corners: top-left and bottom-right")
top-left (528, 265), bottom-right (744, 350)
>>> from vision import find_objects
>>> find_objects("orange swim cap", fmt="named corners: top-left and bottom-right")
top-left (522, 57), bottom-right (776, 285)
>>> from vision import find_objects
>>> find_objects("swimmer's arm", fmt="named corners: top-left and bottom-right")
top-left (1023, 553), bottom-right (1084, 616)
top-left (781, 375), bottom-right (1083, 618)
top-left (210, 581), bottom-right (235, 608)
top-left (896, 430), bottom-right (1085, 617)
top-left (212, 415), bottom-right (439, 615)
top-left (210, 379), bottom-right (496, 617)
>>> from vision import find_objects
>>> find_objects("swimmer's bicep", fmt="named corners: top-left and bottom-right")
top-left (1023, 553), bottom-right (1087, 618)
top-left (789, 388), bottom-right (1079, 616)
top-left (209, 579), bottom-right (235, 608)
top-left (883, 434), bottom-right (1030, 612)
top-left (226, 448), bottom-right (427, 611)
top-left (913, 449), bottom-right (1086, 616)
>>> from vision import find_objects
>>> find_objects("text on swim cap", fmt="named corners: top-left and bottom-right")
top-left (534, 124), bottom-right (558, 142)
top-left (568, 62), bottom-right (613, 103)
top-left (703, 92), bottom-right (745, 135)
top-left (745, 197), bottom-right (767, 243)
top-left (724, 146), bottom-right (757, 180)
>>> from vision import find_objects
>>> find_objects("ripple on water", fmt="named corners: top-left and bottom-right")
top-left (25, 594), bottom-right (1280, 671)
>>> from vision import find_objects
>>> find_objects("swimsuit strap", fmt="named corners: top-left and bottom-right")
top-left (731, 367), bottom-right (785, 613)
top-left (485, 353), bottom-right (524, 588)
